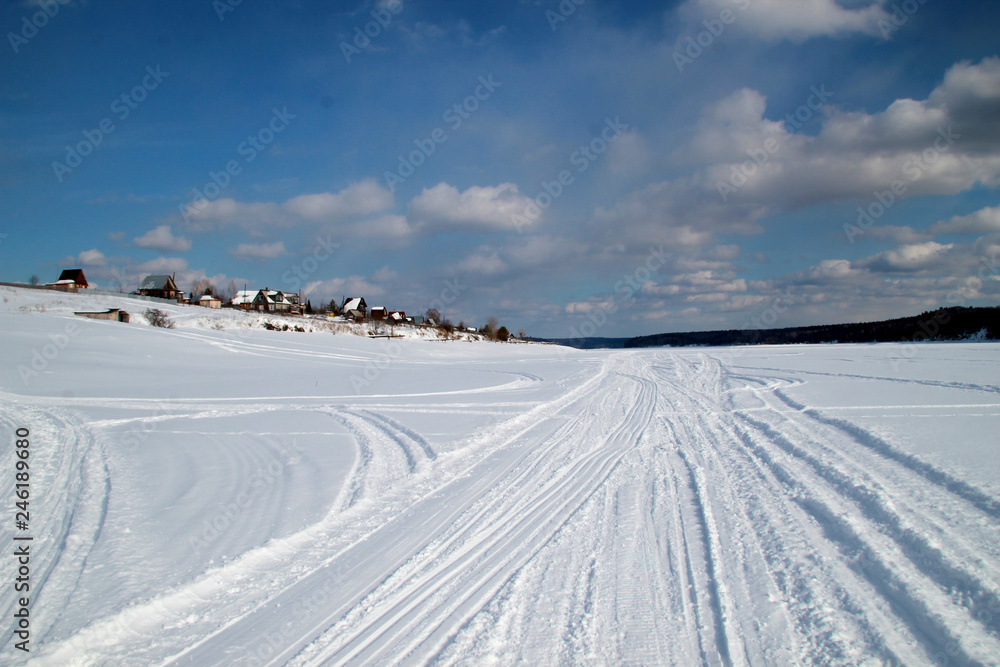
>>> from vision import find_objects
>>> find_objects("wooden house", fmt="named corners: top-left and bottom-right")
top-left (137, 274), bottom-right (181, 301)
top-left (342, 297), bottom-right (367, 316)
top-left (48, 269), bottom-right (89, 291)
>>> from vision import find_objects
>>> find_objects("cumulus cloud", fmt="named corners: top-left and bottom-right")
top-left (594, 57), bottom-right (1000, 254)
top-left (452, 235), bottom-right (591, 281)
top-left (134, 225), bottom-right (192, 252)
top-left (678, 0), bottom-right (891, 42)
top-left (930, 206), bottom-right (1000, 235)
top-left (408, 183), bottom-right (539, 233)
top-left (301, 275), bottom-right (386, 300)
top-left (135, 256), bottom-right (189, 274)
top-left (73, 249), bottom-right (107, 266)
top-left (856, 241), bottom-right (956, 273)
top-left (283, 179), bottom-right (394, 221)
top-left (229, 241), bottom-right (289, 260)
top-left (181, 198), bottom-right (284, 232)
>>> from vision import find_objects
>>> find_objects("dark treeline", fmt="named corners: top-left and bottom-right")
top-left (624, 306), bottom-right (1000, 349)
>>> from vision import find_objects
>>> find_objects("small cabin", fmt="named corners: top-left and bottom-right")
top-left (49, 269), bottom-right (89, 291)
top-left (198, 295), bottom-right (222, 309)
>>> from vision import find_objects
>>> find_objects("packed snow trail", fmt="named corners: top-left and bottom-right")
top-left (2, 301), bottom-right (999, 666)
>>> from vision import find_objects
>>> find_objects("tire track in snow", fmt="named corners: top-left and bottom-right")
top-left (771, 387), bottom-right (1000, 519)
top-left (0, 406), bottom-right (110, 656)
top-left (301, 358), bottom-right (657, 665)
top-left (34, 354), bottom-right (610, 666)
top-left (714, 357), bottom-right (1000, 664)
top-left (656, 353), bottom-right (921, 665)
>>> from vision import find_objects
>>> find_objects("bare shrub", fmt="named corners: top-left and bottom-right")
top-left (144, 308), bottom-right (175, 329)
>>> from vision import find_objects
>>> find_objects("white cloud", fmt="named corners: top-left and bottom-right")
top-left (181, 198), bottom-right (284, 232)
top-left (134, 225), bottom-right (192, 252)
top-left (302, 276), bottom-right (386, 300)
top-left (75, 249), bottom-right (107, 266)
top-left (408, 183), bottom-right (538, 233)
top-left (135, 257), bottom-right (189, 274)
top-left (931, 206), bottom-right (1000, 235)
top-left (283, 180), bottom-right (394, 221)
top-left (679, 0), bottom-right (890, 42)
top-left (455, 248), bottom-right (507, 276)
top-left (857, 241), bottom-right (955, 273)
top-left (673, 57), bottom-right (1000, 214)
top-left (229, 242), bottom-right (289, 260)
top-left (607, 130), bottom-right (654, 177)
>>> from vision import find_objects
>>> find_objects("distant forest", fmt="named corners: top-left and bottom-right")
top-left (623, 306), bottom-right (1000, 349)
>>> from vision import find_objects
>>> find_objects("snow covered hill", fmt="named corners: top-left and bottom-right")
top-left (2, 285), bottom-right (1000, 665)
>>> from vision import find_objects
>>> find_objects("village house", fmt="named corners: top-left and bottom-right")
top-left (250, 288), bottom-right (303, 315)
top-left (198, 295), bottom-right (222, 309)
top-left (48, 269), bottom-right (89, 291)
top-left (137, 274), bottom-right (182, 301)
top-left (342, 297), bottom-right (367, 316)
top-left (370, 306), bottom-right (387, 320)
top-left (230, 290), bottom-right (256, 309)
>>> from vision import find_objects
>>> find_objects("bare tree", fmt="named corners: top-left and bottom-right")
top-left (425, 308), bottom-right (441, 325)
top-left (29, 275), bottom-right (39, 286)
top-left (227, 280), bottom-right (238, 303)
top-left (518, 328), bottom-right (527, 339)
top-left (482, 316), bottom-right (500, 341)
top-left (191, 278), bottom-right (216, 300)
top-left (144, 308), bottom-right (175, 329)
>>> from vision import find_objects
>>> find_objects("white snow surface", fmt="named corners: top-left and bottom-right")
top-left (2, 286), bottom-right (1000, 666)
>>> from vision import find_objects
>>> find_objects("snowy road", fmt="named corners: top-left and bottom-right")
top-left (2, 299), bottom-right (1000, 665)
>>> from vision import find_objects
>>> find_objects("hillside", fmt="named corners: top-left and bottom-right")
top-left (625, 306), bottom-right (1000, 349)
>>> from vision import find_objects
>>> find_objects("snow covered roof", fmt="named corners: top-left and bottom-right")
top-left (231, 290), bottom-right (256, 306)
top-left (343, 297), bottom-right (363, 311)
top-left (199, 295), bottom-right (219, 302)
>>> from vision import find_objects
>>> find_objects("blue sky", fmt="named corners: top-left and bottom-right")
top-left (2, 0), bottom-right (998, 337)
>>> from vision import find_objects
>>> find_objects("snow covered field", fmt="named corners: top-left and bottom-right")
top-left (2, 286), bottom-right (1000, 665)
